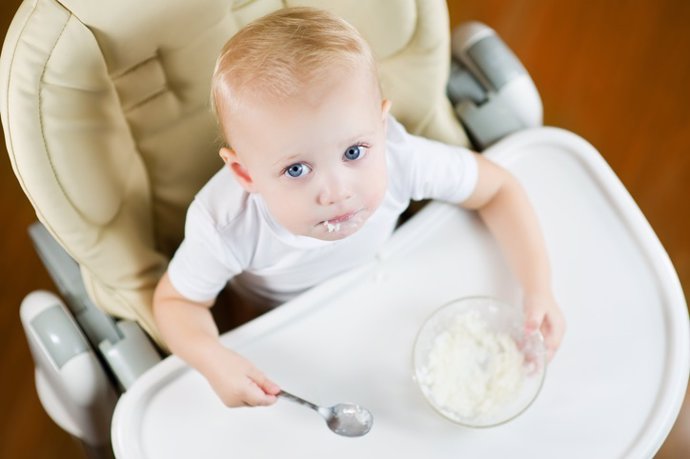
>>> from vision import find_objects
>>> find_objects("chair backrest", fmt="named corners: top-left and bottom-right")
top-left (0, 0), bottom-right (468, 344)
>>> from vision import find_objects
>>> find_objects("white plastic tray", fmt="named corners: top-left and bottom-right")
top-left (112, 127), bottom-right (689, 459)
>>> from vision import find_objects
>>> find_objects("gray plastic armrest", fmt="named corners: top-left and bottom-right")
top-left (100, 320), bottom-right (162, 390)
top-left (20, 291), bottom-right (117, 446)
top-left (448, 22), bottom-right (543, 149)
top-left (28, 222), bottom-right (161, 390)
top-left (28, 222), bottom-right (121, 344)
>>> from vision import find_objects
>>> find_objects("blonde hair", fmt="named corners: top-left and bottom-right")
top-left (211, 7), bottom-right (379, 143)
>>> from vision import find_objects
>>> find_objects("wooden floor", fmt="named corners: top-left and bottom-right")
top-left (1, 1), bottom-right (688, 457)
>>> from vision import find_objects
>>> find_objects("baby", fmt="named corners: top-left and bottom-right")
top-left (153, 7), bottom-right (565, 408)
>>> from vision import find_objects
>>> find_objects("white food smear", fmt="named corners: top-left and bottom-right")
top-left (323, 220), bottom-right (341, 233)
top-left (418, 310), bottom-right (525, 420)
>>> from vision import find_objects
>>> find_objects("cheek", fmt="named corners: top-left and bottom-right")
top-left (363, 154), bottom-right (388, 204)
top-left (263, 187), bottom-right (312, 228)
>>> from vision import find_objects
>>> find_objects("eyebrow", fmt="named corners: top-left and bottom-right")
top-left (272, 131), bottom-right (377, 167)
top-left (273, 154), bottom-right (300, 167)
top-left (344, 131), bottom-right (376, 145)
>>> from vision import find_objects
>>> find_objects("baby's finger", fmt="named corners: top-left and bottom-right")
top-left (542, 313), bottom-right (566, 359)
top-left (242, 381), bottom-right (278, 406)
top-left (254, 371), bottom-right (281, 396)
top-left (247, 365), bottom-right (281, 394)
top-left (524, 306), bottom-right (545, 334)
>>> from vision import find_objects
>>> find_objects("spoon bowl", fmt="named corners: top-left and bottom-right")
top-left (279, 390), bottom-right (373, 437)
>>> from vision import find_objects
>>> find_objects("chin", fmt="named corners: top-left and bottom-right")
top-left (310, 230), bottom-right (348, 241)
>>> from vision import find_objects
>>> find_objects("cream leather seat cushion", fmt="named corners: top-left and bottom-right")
top-left (0, 0), bottom-right (468, 344)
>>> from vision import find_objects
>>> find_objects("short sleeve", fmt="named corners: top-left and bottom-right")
top-left (387, 116), bottom-right (478, 204)
top-left (167, 201), bottom-right (242, 303)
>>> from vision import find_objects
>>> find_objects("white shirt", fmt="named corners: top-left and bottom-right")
top-left (168, 116), bottom-right (478, 304)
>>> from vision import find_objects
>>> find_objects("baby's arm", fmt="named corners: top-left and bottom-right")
top-left (153, 272), bottom-right (280, 406)
top-left (461, 154), bottom-right (566, 360)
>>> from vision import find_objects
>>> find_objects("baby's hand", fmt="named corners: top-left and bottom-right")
top-left (204, 347), bottom-right (281, 407)
top-left (523, 291), bottom-right (566, 361)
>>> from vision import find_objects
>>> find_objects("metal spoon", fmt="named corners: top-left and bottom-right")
top-left (278, 390), bottom-right (373, 437)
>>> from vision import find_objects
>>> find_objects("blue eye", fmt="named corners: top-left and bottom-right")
top-left (284, 162), bottom-right (311, 178)
top-left (344, 145), bottom-right (366, 161)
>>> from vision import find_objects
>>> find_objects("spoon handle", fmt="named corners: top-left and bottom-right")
top-left (278, 390), bottom-right (320, 412)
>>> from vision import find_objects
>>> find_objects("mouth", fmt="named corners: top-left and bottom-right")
top-left (326, 211), bottom-right (357, 224)
top-left (319, 210), bottom-right (360, 233)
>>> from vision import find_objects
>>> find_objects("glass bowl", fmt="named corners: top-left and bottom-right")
top-left (413, 296), bottom-right (546, 428)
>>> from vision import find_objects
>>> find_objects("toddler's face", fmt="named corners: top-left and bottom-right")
top-left (220, 68), bottom-right (390, 241)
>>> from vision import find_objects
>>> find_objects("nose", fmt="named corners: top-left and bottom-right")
top-left (317, 172), bottom-right (353, 206)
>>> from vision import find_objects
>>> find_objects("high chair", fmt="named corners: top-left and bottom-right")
top-left (1, 1), bottom-right (687, 458)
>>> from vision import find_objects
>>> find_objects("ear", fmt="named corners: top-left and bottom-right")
top-left (219, 146), bottom-right (256, 192)
top-left (381, 98), bottom-right (392, 120)
top-left (380, 98), bottom-right (392, 133)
